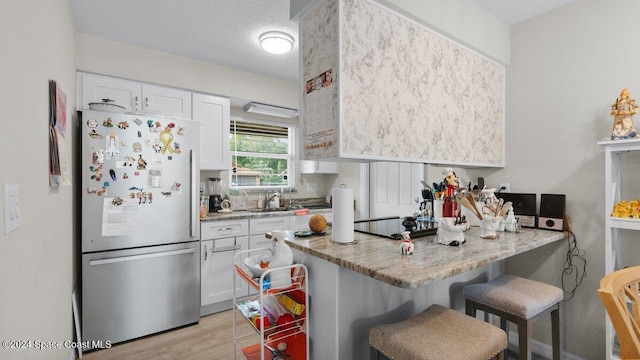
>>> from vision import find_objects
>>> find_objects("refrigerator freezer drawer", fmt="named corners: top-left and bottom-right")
top-left (82, 242), bottom-right (200, 349)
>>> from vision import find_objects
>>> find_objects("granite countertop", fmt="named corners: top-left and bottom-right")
top-left (285, 227), bottom-right (566, 289)
top-left (200, 207), bottom-right (332, 222)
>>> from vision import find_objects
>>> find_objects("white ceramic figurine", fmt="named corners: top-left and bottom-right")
top-left (400, 231), bottom-right (415, 255)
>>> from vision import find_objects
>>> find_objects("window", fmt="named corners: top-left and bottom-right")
top-left (230, 119), bottom-right (294, 189)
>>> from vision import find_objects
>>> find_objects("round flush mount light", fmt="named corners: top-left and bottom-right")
top-left (259, 31), bottom-right (294, 54)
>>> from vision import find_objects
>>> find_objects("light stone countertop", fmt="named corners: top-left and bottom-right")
top-left (285, 226), bottom-right (566, 289)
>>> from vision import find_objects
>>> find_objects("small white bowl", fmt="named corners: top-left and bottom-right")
top-left (244, 254), bottom-right (272, 278)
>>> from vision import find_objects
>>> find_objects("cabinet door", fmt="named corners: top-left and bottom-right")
top-left (142, 84), bottom-right (192, 118)
top-left (81, 73), bottom-right (141, 112)
top-left (300, 160), bottom-right (339, 174)
top-left (192, 93), bottom-right (230, 170)
top-left (201, 236), bottom-right (249, 307)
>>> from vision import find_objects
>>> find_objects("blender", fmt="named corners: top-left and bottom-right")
top-left (208, 177), bottom-right (223, 212)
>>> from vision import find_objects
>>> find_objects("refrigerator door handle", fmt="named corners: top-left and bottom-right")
top-left (190, 149), bottom-right (198, 238)
top-left (89, 248), bottom-right (196, 266)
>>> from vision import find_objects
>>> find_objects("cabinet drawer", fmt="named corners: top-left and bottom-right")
top-left (201, 219), bottom-right (248, 240)
top-left (249, 216), bottom-right (291, 235)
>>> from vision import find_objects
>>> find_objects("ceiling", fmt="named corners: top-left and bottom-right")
top-left (70, 0), bottom-right (576, 86)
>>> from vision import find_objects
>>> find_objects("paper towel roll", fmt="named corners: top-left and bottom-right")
top-left (331, 187), bottom-right (354, 243)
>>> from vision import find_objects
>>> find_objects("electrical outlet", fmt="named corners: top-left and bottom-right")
top-left (499, 183), bottom-right (511, 193)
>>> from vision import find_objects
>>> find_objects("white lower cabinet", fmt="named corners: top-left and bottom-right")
top-left (200, 219), bottom-right (249, 315)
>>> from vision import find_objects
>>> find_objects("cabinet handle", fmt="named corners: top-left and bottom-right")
top-left (204, 244), bottom-right (207, 261)
top-left (134, 96), bottom-right (139, 111)
top-left (145, 97), bottom-right (149, 109)
top-left (213, 244), bottom-right (241, 253)
top-left (217, 227), bottom-right (234, 234)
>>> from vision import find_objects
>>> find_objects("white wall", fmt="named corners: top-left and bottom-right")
top-left (466, 0), bottom-right (640, 358)
top-left (0, 1), bottom-right (77, 359)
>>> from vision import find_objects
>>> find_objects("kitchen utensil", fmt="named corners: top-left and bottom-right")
top-left (495, 198), bottom-right (504, 216)
top-left (498, 201), bottom-right (512, 217)
top-left (88, 99), bottom-right (126, 113)
top-left (465, 192), bottom-right (483, 220)
top-left (460, 197), bottom-right (482, 220)
top-left (420, 180), bottom-right (432, 190)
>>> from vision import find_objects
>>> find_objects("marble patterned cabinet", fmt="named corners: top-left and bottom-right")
top-left (299, 0), bottom-right (505, 166)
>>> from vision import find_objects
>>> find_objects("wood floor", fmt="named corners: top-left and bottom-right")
top-left (79, 310), bottom-right (249, 360)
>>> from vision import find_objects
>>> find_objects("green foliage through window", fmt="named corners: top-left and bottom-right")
top-left (230, 120), bottom-right (292, 188)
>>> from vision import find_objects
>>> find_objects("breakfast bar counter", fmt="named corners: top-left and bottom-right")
top-left (285, 226), bottom-right (566, 288)
top-left (285, 227), bottom-right (567, 360)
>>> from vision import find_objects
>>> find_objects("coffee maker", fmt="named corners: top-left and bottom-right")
top-left (208, 177), bottom-right (223, 212)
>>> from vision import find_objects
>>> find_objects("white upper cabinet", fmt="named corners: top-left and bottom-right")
top-left (80, 73), bottom-right (191, 118)
top-left (81, 73), bottom-right (140, 113)
top-left (142, 84), bottom-right (191, 118)
top-left (192, 93), bottom-right (230, 170)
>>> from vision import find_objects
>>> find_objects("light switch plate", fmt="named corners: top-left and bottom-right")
top-left (4, 183), bottom-right (20, 234)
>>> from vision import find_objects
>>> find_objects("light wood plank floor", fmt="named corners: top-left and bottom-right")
top-left (79, 310), bottom-right (249, 360)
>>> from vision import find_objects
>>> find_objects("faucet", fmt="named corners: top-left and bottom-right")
top-left (265, 190), bottom-right (279, 210)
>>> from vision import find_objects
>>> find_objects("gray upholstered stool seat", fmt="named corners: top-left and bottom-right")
top-left (369, 304), bottom-right (508, 360)
top-left (464, 274), bottom-right (564, 360)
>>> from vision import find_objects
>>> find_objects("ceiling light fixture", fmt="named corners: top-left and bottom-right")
top-left (259, 31), bottom-right (294, 54)
top-left (244, 102), bottom-right (298, 118)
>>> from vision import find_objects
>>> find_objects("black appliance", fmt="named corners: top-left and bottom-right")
top-left (354, 217), bottom-right (437, 240)
top-left (497, 193), bottom-right (537, 228)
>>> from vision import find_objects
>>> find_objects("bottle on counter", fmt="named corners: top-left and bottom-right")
top-left (199, 190), bottom-right (208, 218)
top-left (257, 193), bottom-right (265, 209)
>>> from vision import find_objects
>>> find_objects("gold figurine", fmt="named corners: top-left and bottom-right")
top-left (610, 88), bottom-right (638, 139)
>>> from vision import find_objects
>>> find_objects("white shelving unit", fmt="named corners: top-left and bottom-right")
top-left (598, 137), bottom-right (640, 359)
top-left (232, 248), bottom-right (309, 360)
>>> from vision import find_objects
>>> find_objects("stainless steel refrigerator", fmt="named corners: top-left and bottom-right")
top-left (80, 110), bottom-right (200, 349)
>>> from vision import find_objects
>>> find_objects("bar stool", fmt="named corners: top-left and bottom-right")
top-left (463, 274), bottom-right (564, 360)
top-left (369, 304), bottom-right (508, 360)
